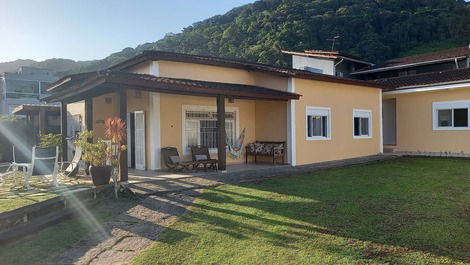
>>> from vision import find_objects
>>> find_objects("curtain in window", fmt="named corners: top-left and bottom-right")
top-left (185, 110), bottom-right (236, 149)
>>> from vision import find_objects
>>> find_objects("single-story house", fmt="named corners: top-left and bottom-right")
top-left (44, 51), bottom-right (383, 181)
top-left (377, 67), bottom-right (470, 155)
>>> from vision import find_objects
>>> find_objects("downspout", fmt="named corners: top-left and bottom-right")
top-left (454, 58), bottom-right (459, 69)
top-left (334, 59), bottom-right (344, 76)
top-left (334, 58), bottom-right (344, 67)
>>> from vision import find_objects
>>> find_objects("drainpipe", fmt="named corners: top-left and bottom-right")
top-left (334, 59), bottom-right (344, 76)
top-left (454, 58), bottom-right (459, 69)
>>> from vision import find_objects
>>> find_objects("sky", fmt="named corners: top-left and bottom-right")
top-left (0, 0), bottom-right (256, 63)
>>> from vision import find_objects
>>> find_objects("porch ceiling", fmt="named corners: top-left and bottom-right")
top-left (44, 71), bottom-right (301, 103)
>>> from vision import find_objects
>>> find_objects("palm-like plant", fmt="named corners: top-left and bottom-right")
top-left (104, 118), bottom-right (127, 182)
top-left (104, 117), bottom-right (126, 145)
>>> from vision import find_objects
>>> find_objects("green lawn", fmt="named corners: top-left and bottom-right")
top-left (0, 192), bottom-right (58, 212)
top-left (132, 158), bottom-right (470, 265)
top-left (0, 197), bottom-right (137, 265)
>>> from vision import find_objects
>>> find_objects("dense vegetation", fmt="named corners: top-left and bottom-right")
top-left (1, 0), bottom-right (469, 76)
top-left (79, 0), bottom-right (470, 72)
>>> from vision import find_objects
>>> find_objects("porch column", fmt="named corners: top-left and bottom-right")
top-left (217, 95), bottom-right (226, 171)
top-left (60, 102), bottom-right (68, 162)
top-left (38, 107), bottom-right (46, 135)
top-left (119, 89), bottom-right (128, 182)
top-left (85, 98), bottom-right (93, 133)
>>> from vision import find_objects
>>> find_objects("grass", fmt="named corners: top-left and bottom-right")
top-left (132, 157), bottom-right (470, 265)
top-left (0, 192), bottom-right (58, 212)
top-left (0, 171), bottom-right (92, 213)
top-left (0, 197), bottom-right (137, 265)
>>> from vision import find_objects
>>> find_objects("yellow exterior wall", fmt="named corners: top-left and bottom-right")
top-left (384, 87), bottom-right (470, 153)
top-left (159, 94), bottom-right (257, 165)
top-left (255, 101), bottom-right (287, 141)
top-left (294, 79), bottom-right (381, 165)
top-left (92, 92), bottom-right (118, 140)
top-left (67, 101), bottom-right (85, 129)
top-left (118, 59), bottom-right (381, 168)
top-left (158, 61), bottom-right (289, 90)
top-left (127, 62), bottom-right (151, 74)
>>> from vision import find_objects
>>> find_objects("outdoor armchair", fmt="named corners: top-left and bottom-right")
top-left (190, 146), bottom-right (218, 171)
top-left (161, 147), bottom-right (195, 172)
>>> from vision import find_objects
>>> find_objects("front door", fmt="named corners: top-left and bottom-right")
top-left (127, 111), bottom-right (146, 170)
top-left (383, 99), bottom-right (397, 145)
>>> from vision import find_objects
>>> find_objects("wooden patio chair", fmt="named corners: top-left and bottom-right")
top-left (190, 146), bottom-right (218, 171)
top-left (161, 147), bottom-right (195, 172)
top-left (57, 146), bottom-right (82, 177)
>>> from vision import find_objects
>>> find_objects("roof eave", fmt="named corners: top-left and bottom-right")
top-left (352, 56), bottom-right (468, 75)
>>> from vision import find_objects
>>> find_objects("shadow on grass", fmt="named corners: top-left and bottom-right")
top-left (151, 157), bottom-right (470, 263)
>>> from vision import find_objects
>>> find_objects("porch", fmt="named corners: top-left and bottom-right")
top-left (44, 71), bottom-right (299, 182)
top-left (128, 162), bottom-right (288, 183)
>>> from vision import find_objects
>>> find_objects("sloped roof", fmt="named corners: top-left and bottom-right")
top-left (373, 67), bottom-right (470, 90)
top-left (44, 71), bottom-right (301, 102)
top-left (354, 46), bottom-right (470, 74)
top-left (105, 50), bottom-right (381, 89)
top-left (281, 50), bottom-right (373, 65)
top-left (12, 104), bottom-right (60, 115)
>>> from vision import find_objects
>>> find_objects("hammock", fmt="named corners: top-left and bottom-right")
top-left (226, 128), bottom-right (246, 159)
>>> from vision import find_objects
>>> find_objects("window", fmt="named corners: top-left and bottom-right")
top-left (306, 107), bottom-right (331, 140)
top-left (5, 79), bottom-right (40, 99)
top-left (433, 101), bottom-right (470, 130)
top-left (303, 66), bottom-right (323, 74)
top-left (353, 109), bottom-right (372, 138)
top-left (183, 106), bottom-right (237, 152)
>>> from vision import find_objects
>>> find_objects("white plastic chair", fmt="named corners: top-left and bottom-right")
top-left (1, 146), bottom-right (59, 189)
top-left (28, 146), bottom-right (59, 189)
top-left (58, 146), bottom-right (82, 177)
top-left (0, 146), bottom-right (32, 187)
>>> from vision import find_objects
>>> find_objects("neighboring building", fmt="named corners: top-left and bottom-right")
top-left (281, 50), bottom-right (373, 78)
top-left (375, 67), bottom-right (470, 155)
top-left (0, 67), bottom-right (58, 115)
top-left (11, 104), bottom-right (61, 140)
top-left (352, 46), bottom-right (470, 80)
top-left (45, 51), bottom-right (383, 181)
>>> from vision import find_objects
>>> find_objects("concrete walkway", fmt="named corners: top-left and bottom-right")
top-left (128, 154), bottom-right (400, 196)
top-left (47, 154), bottom-right (399, 265)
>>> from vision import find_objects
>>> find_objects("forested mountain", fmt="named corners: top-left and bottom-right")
top-left (0, 58), bottom-right (94, 76)
top-left (3, 0), bottom-right (470, 76)
top-left (77, 0), bottom-right (470, 73)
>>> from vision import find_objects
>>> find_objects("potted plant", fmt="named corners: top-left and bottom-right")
top-left (104, 117), bottom-right (127, 181)
top-left (75, 130), bottom-right (112, 186)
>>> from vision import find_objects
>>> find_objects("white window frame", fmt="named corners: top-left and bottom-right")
top-left (432, 100), bottom-right (470, 131)
top-left (353, 109), bottom-right (372, 139)
top-left (182, 105), bottom-right (239, 154)
top-left (306, 106), bottom-right (331, 141)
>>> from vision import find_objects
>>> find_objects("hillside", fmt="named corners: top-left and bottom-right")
top-left (2, 0), bottom-right (469, 76)
top-left (79, 0), bottom-right (470, 72)
top-left (0, 58), bottom-right (94, 77)
top-left (0, 59), bottom-right (36, 73)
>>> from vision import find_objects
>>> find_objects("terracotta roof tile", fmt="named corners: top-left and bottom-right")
top-left (373, 67), bottom-right (470, 90)
top-left (355, 46), bottom-right (470, 73)
top-left (107, 50), bottom-right (381, 88)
